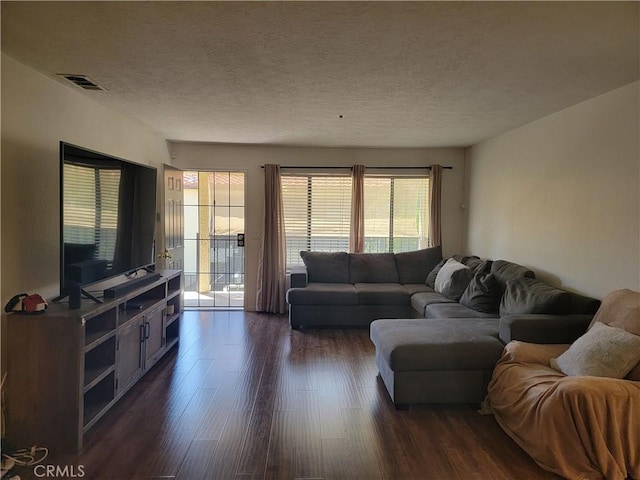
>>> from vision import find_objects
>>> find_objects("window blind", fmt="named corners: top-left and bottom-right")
top-left (364, 176), bottom-right (429, 253)
top-left (282, 175), bottom-right (351, 267)
top-left (63, 163), bottom-right (121, 261)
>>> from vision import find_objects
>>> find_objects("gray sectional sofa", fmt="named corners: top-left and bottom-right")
top-left (286, 248), bottom-right (601, 405)
top-left (287, 248), bottom-right (598, 334)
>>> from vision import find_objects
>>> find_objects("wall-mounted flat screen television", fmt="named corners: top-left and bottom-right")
top-left (59, 142), bottom-right (157, 299)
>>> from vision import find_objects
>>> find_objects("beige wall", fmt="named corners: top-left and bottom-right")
top-left (1, 54), bottom-right (171, 302)
top-left (466, 82), bottom-right (640, 298)
top-left (169, 143), bottom-right (466, 310)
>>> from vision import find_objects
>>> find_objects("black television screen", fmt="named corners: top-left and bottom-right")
top-left (60, 142), bottom-right (157, 295)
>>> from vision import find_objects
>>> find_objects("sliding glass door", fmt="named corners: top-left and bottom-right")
top-left (183, 171), bottom-right (245, 309)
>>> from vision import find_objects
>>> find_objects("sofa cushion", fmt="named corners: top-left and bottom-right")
top-left (349, 253), bottom-right (399, 283)
top-left (411, 291), bottom-right (455, 316)
top-left (395, 246), bottom-right (442, 284)
top-left (490, 260), bottom-right (535, 292)
top-left (500, 278), bottom-right (572, 316)
top-left (459, 273), bottom-right (501, 313)
top-left (425, 258), bottom-right (447, 288)
top-left (286, 282), bottom-right (358, 305)
top-left (402, 283), bottom-right (433, 295)
top-left (568, 293), bottom-right (601, 315)
top-left (434, 258), bottom-right (474, 301)
top-left (425, 302), bottom-right (499, 319)
top-left (300, 251), bottom-right (350, 283)
top-left (354, 283), bottom-right (411, 306)
top-left (426, 255), bottom-right (487, 288)
top-left (370, 318), bottom-right (502, 371)
top-left (469, 259), bottom-right (492, 275)
top-left (453, 255), bottom-right (481, 270)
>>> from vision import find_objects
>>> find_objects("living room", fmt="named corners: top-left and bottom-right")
top-left (1, 2), bottom-right (638, 479)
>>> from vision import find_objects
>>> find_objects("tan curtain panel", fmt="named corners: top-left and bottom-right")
top-left (349, 164), bottom-right (366, 253)
top-left (256, 164), bottom-right (287, 314)
top-left (429, 164), bottom-right (443, 247)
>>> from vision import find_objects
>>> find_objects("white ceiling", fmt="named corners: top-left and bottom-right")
top-left (2, 1), bottom-right (638, 148)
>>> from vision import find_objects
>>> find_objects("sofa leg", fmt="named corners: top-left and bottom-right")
top-left (394, 403), bottom-right (410, 411)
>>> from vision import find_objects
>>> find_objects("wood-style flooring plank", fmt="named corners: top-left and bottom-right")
top-left (175, 440), bottom-right (219, 480)
top-left (293, 390), bottom-right (324, 479)
top-left (264, 410), bottom-right (297, 480)
top-left (199, 410), bottom-right (252, 479)
top-left (131, 387), bottom-right (219, 478)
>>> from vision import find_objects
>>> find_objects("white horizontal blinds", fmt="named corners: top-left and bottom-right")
top-left (63, 163), bottom-right (121, 262)
top-left (363, 175), bottom-right (429, 253)
top-left (282, 174), bottom-right (352, 268)
top-left (363, 177), bottom-right (391, 253)
top-left (281, 176), bottom-right (309, 267)
top-left (392, 176), bottom-right (429, 251)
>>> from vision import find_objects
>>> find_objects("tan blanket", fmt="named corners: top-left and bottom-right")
top-left (483, 341), bottom-right (640, 480)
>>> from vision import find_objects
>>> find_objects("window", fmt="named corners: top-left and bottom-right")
top-left (282, 175), bottom-right (351, 267)
top-left (63, 163), bottom-right (121, 262)
top-left (364, 176), bottom-right (430, 253)
top-left (281, 171), bottom-right (430, 268)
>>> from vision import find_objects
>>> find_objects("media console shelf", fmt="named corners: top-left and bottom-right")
top-left (3, 269), bottom-right (183, 452)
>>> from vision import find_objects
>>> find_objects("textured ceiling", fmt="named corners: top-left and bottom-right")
top-left (2, 1), bottom-right (638, 148)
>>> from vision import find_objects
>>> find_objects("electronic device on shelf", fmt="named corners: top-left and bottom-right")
top-left (54, 142), bottom-right (158, 307)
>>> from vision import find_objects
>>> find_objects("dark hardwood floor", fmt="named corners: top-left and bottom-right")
top-left (20, 311), bottom-right (560, 479)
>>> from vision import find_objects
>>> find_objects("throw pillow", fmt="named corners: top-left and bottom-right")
top-left (459, 273), bottom-right (501, 313)
top-left (586, 289), bottom-right (640, 380)
top-left (550, 322), bottom-right (640, 378)
top-left (454, 255), bottom-right (483, 273)
top-left (490, 260), bottom-right (536, 292)
top-left (499, 277), bottom-right (572, 316)
top-left (425, 258), bottom-right (447, 288)
top-left (434, 258), bottom-right (474, 301)
top-left (299, 251), bottom-right (350, 283)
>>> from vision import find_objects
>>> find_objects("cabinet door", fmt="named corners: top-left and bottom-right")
top-left (144, 305), bottom-right (165, 369)
top-left (116, 318), bottom-right (144, 395)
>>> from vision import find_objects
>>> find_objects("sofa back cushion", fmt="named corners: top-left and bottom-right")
top-left (491, 259), bottom-right (535, 292)
top-left (500, 277), bottom-right (572, 316)
top-left (395, 246), bottom-right (442, 284)
top-left (300, 251), bottom-right (350, 283)
top-left (568, 292), bottom-right (601, 315)
top-left (459, 273), bottom-right (501, 313)
top-left (349, 253), bottom-right (399, 283)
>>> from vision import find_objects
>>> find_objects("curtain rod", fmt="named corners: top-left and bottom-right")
top-left (260, 165), bottom-right (453, 170)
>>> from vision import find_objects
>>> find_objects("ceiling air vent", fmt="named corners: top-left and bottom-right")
top-left (57, 74), bottom-right (105, 91)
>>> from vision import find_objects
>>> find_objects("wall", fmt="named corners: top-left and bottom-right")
top-left (1, 54), bottom-right (172, 302)
top-left (169, 143), bottom-right (466, 310)
top-left (466, 82), bottom-right (640, 298)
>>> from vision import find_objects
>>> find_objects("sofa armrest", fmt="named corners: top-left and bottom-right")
top-left (289, 265), bottom-right (308, 288)
top-left (499, 314), bottom-right (593, 345)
